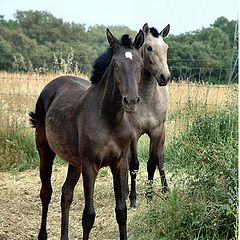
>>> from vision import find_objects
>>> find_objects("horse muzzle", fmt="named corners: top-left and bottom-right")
top-left (122, 96), bottom-right (141, 113)
top-left (155, 72), bottom-right (171, 86)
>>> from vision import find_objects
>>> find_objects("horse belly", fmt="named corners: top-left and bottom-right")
top-left (46, 117), bottom-right (80, 166)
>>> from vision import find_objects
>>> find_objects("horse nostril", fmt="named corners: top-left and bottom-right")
top-left (136, 96), bottom-right (141, 103)
top-left (123, 97), bottom-right (129, 106)
top-left (160, 74), bottom-right (165, 82)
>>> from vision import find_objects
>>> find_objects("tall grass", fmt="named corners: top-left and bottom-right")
top-left (0, 73), bottom-right (237, 239)
top-left (0, 127), bottom-right (38, 171)
top-left (130, 105), bottom-right (238, 240)
top-left (0, 126), bottom-right (65, 171)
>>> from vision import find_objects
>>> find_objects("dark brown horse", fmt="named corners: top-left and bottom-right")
top-left (127, 23), bottom-right (171, 208)
top-left (29, 29), bottom-right (144, 240)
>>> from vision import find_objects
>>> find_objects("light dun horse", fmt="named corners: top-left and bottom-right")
top-left (127, 23), bottom-right (171, 208)
top-left (29, 29), bottom-right (144, 240)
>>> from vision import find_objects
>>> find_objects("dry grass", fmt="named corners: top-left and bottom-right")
top-left (0, 164), bottom-right (168, 240)
top-left (168, 80), bottom-right (236, 106)
top-left (0, 72), bottom-right (237, 239)
top-left (0, 72), bottom-right (88, 128)
top-left (0, 72), bottom-right (236, 132)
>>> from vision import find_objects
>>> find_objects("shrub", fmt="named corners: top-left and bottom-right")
top-left (130, 106), bottom-right (238, 240)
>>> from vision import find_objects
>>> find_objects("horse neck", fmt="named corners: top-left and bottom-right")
top-left (139, 69), bottom-right (158, 99)
top-left (96, 67), bottom-right (125, 126)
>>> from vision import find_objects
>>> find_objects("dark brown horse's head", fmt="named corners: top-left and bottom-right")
top-left (141, 23), bottom-right (171, 86)
top-left (106, 29), bottom-right (144, 112)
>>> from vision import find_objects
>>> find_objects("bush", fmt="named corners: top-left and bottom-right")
top-left (130, 106), bottom-right (238, 240)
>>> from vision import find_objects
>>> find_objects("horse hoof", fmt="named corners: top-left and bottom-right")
top-left (162, 186), bottom-right (170, 194)
top-left (38, 230), bottom-right (47, 240)
top-left (130, 202), bottom-right (137, 209)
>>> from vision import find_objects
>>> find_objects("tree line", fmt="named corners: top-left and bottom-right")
top-left (0, 10), bottom-right (237, 83)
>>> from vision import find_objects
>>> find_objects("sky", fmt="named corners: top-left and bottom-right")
top-left (1, 0), bottom-right (238, 35)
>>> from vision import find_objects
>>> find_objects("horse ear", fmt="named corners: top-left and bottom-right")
top-left (142, 23), bottom-right (150, 37)
top-left (160, 24), bottom-right (170, 38)
top-left (133, 30), bottom-right (144, 49)
top-left (106, 28), bottom-right (120, 50)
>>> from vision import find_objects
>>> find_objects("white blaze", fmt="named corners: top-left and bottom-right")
top-left (125, 51), bottom-right (133, 60)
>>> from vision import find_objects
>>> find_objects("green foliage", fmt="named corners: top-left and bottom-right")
top-left (0, 10), bottom-right (136, 75)
top-left (167, 16), bottom-right (236, 83)
top-left (0, 11), bottom-right (237, 83)
top-left (211, 16), bottom-right (236, 48)
top-left (130, 106), bottom-right (238, 240)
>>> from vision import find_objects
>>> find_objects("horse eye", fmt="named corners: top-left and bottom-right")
top-left (147, 46), bottom-right (153, 51)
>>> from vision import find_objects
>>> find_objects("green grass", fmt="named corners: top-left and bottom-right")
top-left (0, 104), bottom-right (238, 239)
top-left (138, 134), bottom-right (150, 163)
top-left (130, 105), bottom-right (238, 240)
top-left (0, 127), bottom-right (65, 172)
top-left (0, 127), bottom-right (150, 172)
top-left (0, 127), bottom-right (38, 171)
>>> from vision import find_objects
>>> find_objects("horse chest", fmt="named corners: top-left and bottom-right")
top-left (98, 140), bottom-right (122, 164)
top-left (136, 110), bottom-right (159, 132)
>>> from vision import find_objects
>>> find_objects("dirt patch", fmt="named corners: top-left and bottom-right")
top-left (0, 165), bottom-right (159, 240)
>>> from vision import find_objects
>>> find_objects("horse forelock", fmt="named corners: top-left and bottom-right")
top-left (149, 27), bottom-right (160, 38)
top-left (145, 29), bottom-right (167, 50)
top-left (90, 34), bottom-right (136, 85)
top-left (121, 34), bottom-right (133, 48)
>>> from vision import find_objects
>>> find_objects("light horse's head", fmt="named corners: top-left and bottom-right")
top-left (106, 29), bottom-right (144, 112)
top-left (141, 23), bottom-right (171, 86)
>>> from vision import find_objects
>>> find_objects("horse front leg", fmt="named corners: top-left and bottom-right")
top-left (129, 137), bottom-right (139, 208)
top-left (82, 163), bottom-right (98, 240)
top-left (61, 164), bottom-right (81, 240)
top-left (111, 159), bottom-right (128, 240)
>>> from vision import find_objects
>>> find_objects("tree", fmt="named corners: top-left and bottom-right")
top-left (0, 10), bottom-right (236, 83)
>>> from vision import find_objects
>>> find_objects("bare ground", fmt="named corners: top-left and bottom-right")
top-left (0, 165), bottom-right (163, 240)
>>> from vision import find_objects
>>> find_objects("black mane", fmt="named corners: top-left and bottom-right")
top-left (90, 34), bottom-right (133, 85)
top-left (90, 47), bottom-right (113, 85)
top-left (150, 27), bottom-right (160, 38)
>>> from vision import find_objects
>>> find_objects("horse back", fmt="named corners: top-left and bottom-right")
top-left (38, 76), bottom-right (90, 114)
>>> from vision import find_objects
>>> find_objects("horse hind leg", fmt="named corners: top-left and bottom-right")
top-left (157, 146), bottom-right (169, 194)
top-left (147, 128), bottom-right (169, 202)
top-left (37, 140), bottom-right (55, 240)
top-left (156, 127), bottom-right (169, 194)
top-left (61, 164), bottom-right (81, 240)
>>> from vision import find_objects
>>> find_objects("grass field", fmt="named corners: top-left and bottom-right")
top-left (0, 71), bottom-right (236, 133)
top-left (0, 72), bottom-right (238, 239)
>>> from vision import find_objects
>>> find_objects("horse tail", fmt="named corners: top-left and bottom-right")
top-left (29, 111), bottom-right (36, 128)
